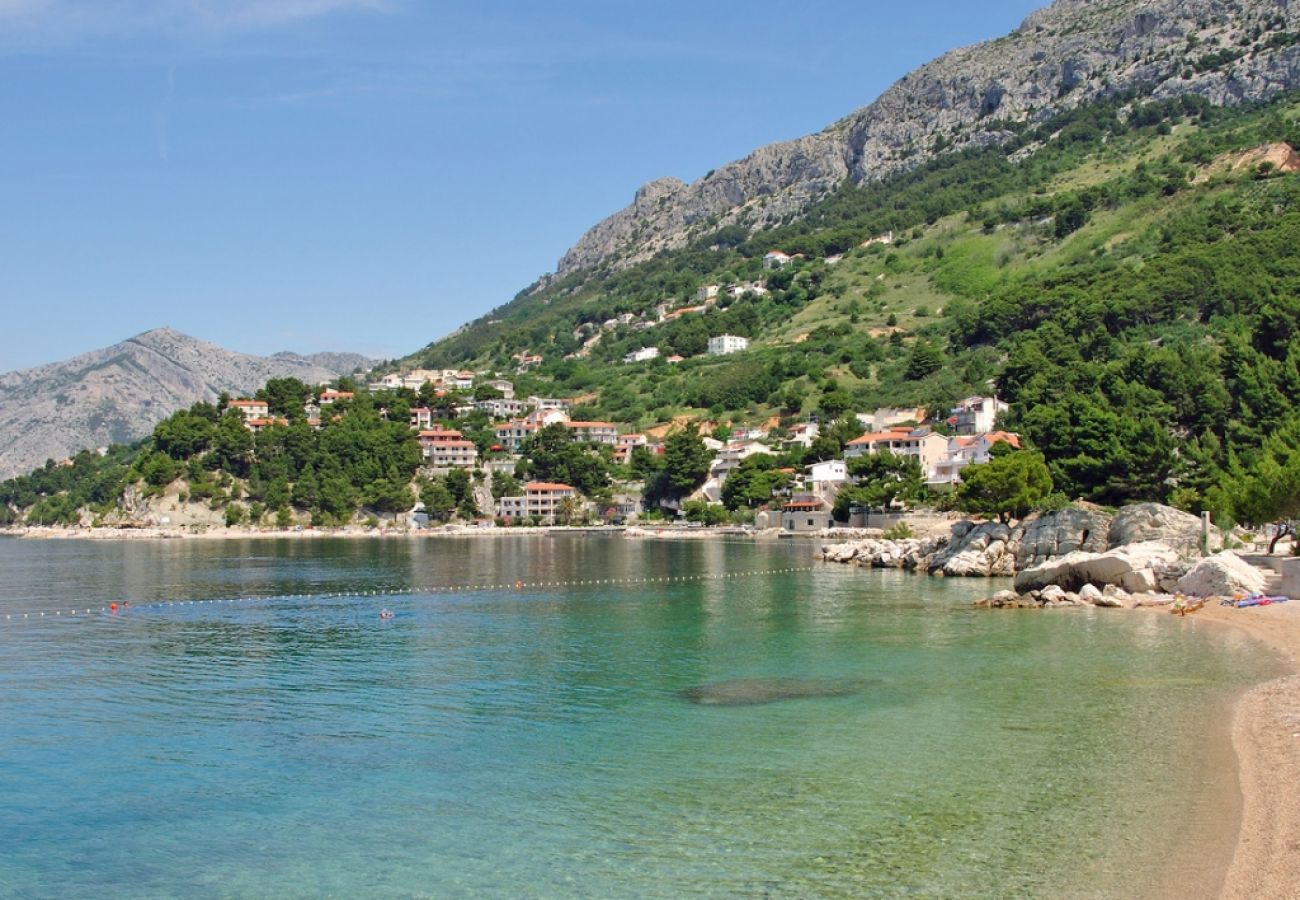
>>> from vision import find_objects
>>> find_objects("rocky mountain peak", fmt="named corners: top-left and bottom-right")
top-left (0, 330), bottom-right (374, 480)
top-left (556, 0), bottom-right (1300, 277)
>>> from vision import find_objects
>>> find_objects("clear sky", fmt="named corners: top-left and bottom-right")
top-left (0, 0), bottom-right (1044, 372)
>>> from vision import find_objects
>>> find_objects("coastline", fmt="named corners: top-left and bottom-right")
top-left (0, 523), bottom-right (818, 542)
top-left (1193, 601), bottom-right (1300, 899)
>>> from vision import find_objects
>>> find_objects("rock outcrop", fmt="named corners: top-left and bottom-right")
top-left (1107, 503), bottom-right (1210, 557)
top-left (1175, 551), bottom-right (1270, 597)
top-left (1011, 506), bottom-right (1113, 568)
top-left (556, 0), bottom-right (1300, 276)
top-left (1013, 541), bottom-right (1184, 594)
top-left (821, 503), bottom-right (1216, 587)
top-left (820, 535), bottom-right (948, 570)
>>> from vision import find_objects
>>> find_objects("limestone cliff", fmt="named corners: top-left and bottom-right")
top-left (557, 0), bottom-right (1300, 276)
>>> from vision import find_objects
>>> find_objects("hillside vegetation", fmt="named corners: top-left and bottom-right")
top-left (7, 93), bottom-right (1300, 530)
top-left (384, 93), bottom-right (1300, 523)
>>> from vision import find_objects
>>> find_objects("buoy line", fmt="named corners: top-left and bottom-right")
top-left (0, 566), bottom-right (827, 627)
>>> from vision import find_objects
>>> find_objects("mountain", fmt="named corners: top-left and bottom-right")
top-left (271, 350), bottom-right (377, 374)
top-left (0, 328), bottom-right (372, 480)
top-left (557, 0), bottom-right (1300, 276)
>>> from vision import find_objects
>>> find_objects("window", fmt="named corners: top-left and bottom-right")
top-left (808, 518), bottom-right (815, 527)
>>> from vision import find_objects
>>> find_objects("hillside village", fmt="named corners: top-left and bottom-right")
top-left (221, 357), bottom-right (1020, 532)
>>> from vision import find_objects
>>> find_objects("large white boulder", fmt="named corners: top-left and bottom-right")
top-left (1014, 541), bottom-right (1181, 593)
top-left (1108, 504), bottom-right (1210, 557)
top-left (1175, 552), bottom-right (1269, 597)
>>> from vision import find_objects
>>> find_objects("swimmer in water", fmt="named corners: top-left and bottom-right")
top-left (379, 609), bottom-right (394, 620)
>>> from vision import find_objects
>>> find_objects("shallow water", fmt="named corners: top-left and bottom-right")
top-left (0, 535), bottom-right (1275, 897)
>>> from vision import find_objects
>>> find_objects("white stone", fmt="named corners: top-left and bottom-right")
top-left (1079, 583), bottom-right (1104, 603)
top-left (1175, 551), bottom-right (1269, 598)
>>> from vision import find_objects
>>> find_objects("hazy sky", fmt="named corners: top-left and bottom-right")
top-left (0, 0), bottom-right (1044, 372)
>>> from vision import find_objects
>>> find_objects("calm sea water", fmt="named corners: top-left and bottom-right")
top-left (0, 535), bottom-right (1277, 898)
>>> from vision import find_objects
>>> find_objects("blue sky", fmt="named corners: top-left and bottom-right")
top-left (0, 0), bottom-right (1044, 372)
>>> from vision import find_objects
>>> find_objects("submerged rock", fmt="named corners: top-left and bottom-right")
top-left (678, 678), bottom-right (870, 707)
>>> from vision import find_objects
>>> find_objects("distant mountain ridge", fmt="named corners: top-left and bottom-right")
top-left (0, 328), bottom-right (373, 480)
top-left (556, 0), bottom-right (1300, 277)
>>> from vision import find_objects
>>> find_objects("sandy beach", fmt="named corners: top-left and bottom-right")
top-left (1193, 600), bottom-right (1300, 899)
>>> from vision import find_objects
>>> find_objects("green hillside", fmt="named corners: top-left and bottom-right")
top-left (391, 93), bottom-right (1300, 519)
top-left (7, 91), bottom-right (1300, 530)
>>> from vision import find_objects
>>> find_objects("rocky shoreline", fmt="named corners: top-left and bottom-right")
top-left (820, 502), bottom-right (1286, 609)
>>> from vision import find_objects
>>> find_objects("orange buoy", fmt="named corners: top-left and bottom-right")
top-left (110, 603), bottom-right (118, 612)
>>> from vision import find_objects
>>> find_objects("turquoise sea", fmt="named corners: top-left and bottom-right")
top-left (0, 535), bottom-right (1277, 898)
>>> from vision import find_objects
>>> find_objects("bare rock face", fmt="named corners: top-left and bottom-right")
top-left (0, 328), bottom-right (372, 480)
top-left (928, 521), bottom-right (1016, 577)
top-left (1108, 503), bottom-right (1208, 557)
top-left (1014, 506), bottom-right (1113, 568)
top-left (556, 0), bottom-right (1300, 277)
top-left (1175, 551), bottom-right (1269, 597)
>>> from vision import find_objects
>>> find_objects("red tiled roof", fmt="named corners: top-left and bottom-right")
top-left (526, 482), bottom-right (576, 493)
top-left (227, 399), bottom-right (266, 407)
top-left (847, 429), bottom-right (911, 446)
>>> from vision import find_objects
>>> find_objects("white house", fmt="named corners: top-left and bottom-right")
top-left (727, 281), bottom-right (768, 299)
top-left (419, 427), bottom-right (479, 470)
top-left (844, 427), bottom-right (950, 482)
top-left (763, 250), bottom-right (793, 269)
top-left (487, 379), bottom-right (515, 399)
top-left (708, 334), bottom-right (750, 356)
top-left (528, 396), bottom-right (573, 413)
top-left (227, 399), bottom-right (269, 422)
top-left (697, 284), bottom-right (720, 302)
top-left (930, 432), bottom-right (1022, 488)
top-left (949, 396), bottom-right (1009, 435)
top-left (806, 460), bottom-right (849, 500)
top-left (475, 398), bottom-right (527, 419)
top-left (613, 433), bottom-right (649, 465)
top-left (565, 421), bottom-right (618, 446)
top-left (623, 346), bottom-right (661, 364)
top-left (785, 422), bottom-right (820, 450)
top-left (497, 482), bottom-right (580, 524)
top-left (409, 407), bottom-right (433, 430)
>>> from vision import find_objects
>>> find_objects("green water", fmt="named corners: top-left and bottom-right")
top-left (0, 535), bottom-right (1276, 897)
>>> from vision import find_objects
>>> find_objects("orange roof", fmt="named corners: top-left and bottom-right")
top-left (526, 482), bottom-right (575, 493)
top-left (566, 421), bottom-right (615, 429)
top-left (227, 399), bottom-right (265, 407)
top-left (428, 440), bottom-right (477, 450)
top-left (847, 428), bottom-right (913, 446)
top-left (320, 390), bottom-right (354, 398)
top-left (784, 501), bottom-right (824, 511)
top-left (986, 431), bottom-right (1022, 449)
